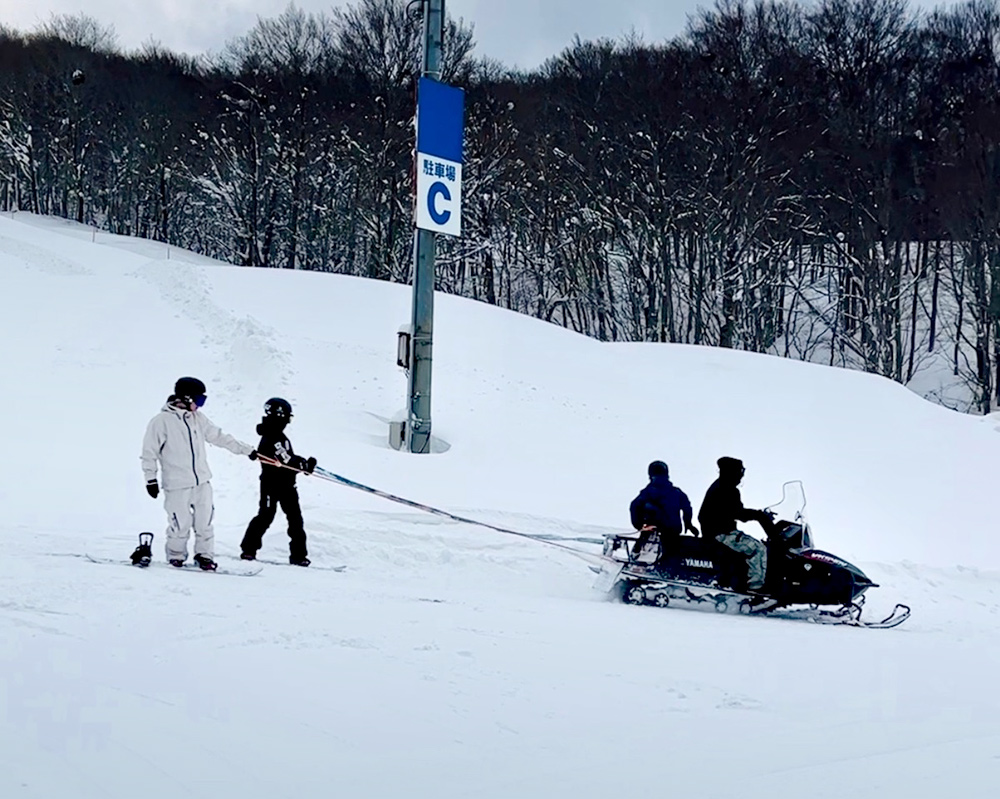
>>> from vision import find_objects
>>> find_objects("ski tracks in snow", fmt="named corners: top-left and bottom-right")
top-left (135, 262), bottom-right (294, 410)
top-left (870, 560), bottom-right (1000, 633)
top-left (0, 600), bottom-right (75, 637)
top-left (0, 222), bottom-right (94, 276)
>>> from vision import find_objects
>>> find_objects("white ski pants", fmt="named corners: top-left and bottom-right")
top-left (162, 483), bottom-right (215, 560)
top-left (716, 530), bottom-right (767, 591)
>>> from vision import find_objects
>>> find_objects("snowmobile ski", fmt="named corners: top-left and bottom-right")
top-left (757, 601), bottom-right (912, 629)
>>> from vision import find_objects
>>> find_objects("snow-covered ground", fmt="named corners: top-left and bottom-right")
top-left (1, 211), bottom-right (998, 798)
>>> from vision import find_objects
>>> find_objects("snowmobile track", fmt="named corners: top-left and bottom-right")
top-left (600, 562), bottom-right (911, 629)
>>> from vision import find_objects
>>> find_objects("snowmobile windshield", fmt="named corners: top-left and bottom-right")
top-left (766, 480), bottom-right (810, 541)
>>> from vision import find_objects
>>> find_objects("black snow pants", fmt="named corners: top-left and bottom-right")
top-left (241, 476), bottom-right (307, 561)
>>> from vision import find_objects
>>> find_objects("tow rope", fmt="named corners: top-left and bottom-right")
top-left (253, 453), bottom-right (606, 565)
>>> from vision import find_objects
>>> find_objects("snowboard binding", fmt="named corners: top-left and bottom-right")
top-left (129, 532), bottom-right (154, 567)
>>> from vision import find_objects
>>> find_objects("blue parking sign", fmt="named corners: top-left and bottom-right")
top-left (415, 77), bottom-right (464, 237)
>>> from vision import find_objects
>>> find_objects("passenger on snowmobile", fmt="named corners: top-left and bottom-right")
top-left (697, 457), bottom-right (772, 592)
top-left (628, 461), bottom-right (699, 567)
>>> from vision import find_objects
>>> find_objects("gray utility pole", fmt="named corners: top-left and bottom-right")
top-left (406, 0), bottom-right (445, 454)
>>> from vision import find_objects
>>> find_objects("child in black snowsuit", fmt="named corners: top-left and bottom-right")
top-left (241, 397), bottom-right (317, 566)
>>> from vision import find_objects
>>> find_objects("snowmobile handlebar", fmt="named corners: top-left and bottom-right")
top-left (755, 510), bottom-right (779, 539)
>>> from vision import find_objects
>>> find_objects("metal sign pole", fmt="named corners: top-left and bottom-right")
top-left (406, 0), bottom-right (445, 454)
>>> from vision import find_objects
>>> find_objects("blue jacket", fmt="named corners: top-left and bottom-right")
top-left (629, 475), bottom-right (693, 534)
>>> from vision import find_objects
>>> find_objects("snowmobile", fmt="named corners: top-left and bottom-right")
top-left (594, 481), bottom-right (910, 629)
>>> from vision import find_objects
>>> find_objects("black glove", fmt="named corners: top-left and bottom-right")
top-left (305, 457), bottom-right (317, 474)
top-left (146, 480), bottom-right (159, 499)
top-left (756, 509), bottom-right (776, 536)
top-left (249, 450), bottom-right (259, 461)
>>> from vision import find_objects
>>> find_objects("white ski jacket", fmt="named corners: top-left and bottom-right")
top-left (141, 402), bottom-right (253, 491)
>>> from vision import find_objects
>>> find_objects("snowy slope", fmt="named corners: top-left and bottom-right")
top-left (1, 211), bottom-right (998, 798)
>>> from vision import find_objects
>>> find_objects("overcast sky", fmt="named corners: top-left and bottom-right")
top-left (0, 0), bottom-right (967, 70)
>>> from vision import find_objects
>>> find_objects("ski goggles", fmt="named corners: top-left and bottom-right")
top-left (193, 394), bottom-right (207, 407)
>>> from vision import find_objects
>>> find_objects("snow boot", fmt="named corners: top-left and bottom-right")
top-left (289, 556), bottom-right (311, 567)
top-left (193, 554), bottom-right (217, 571)
top-left (240, 552), bottom-right (256, 561)
top-left (169, 559), bottom-right (185, 568)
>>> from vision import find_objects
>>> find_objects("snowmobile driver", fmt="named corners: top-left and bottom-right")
top-left (628, 460), bottom-right (699, 567)
top-left (697, 457), bottom-right (773, 593)
top-left (140, 377), bottom-right (256, 570)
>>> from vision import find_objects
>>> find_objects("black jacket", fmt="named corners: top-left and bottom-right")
top-left (255, 420), bottom-right (309, 484)
top-left (698, 478), bottom-right (767, 539)
top-left (629, 475), bottom-right (693, 534)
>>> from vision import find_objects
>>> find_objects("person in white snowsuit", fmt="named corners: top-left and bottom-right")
top-left (141, 377), bottom-right (255, 570)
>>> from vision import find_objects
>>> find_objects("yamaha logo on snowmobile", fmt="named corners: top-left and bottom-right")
top-left (682, 558), bottom-right (714, 569)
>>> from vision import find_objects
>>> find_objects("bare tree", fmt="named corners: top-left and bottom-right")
top-left (35, 13), bottom-right (119, 54)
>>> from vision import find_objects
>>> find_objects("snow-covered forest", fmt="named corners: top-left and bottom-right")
top-left (4, 0), bottom-right (1000, 412)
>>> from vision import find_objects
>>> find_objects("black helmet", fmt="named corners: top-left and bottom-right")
top-left (648, 460), bottom-right (669, 478)
top-left (263, 397), bottom-right (292, 420)
top-left (174, 376), bottom-right (206, 402)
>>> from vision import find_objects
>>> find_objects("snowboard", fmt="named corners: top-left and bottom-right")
top-left (245, 557), bottom-right (347, 572)
top-left (85, 554), bottom-right (262, 577)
